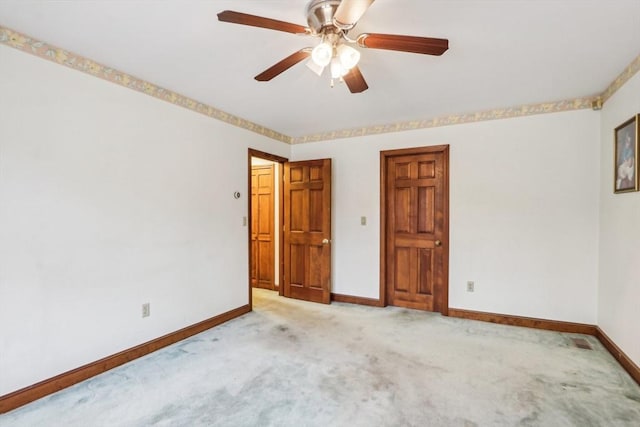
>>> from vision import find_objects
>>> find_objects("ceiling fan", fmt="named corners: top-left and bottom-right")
top-left (217, 0), bottom-right (448, 93)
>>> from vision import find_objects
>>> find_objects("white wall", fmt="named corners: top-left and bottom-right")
top-left (598, 71), bottom-right (640, 366)
top-left (1, 37), bottom-right (628, 396)
top-left (291, 110), bottom-right (600, 324)
top-left (0, 45), bottom-right (289, 395)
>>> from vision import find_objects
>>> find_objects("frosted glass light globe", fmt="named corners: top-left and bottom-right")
top-left (311, 42), bottom-right (332, 67)
top-left (337, 44), bottom-right (360, 70)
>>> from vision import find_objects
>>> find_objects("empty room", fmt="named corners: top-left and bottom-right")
top-left (1, 0), bottom-right (639, 425)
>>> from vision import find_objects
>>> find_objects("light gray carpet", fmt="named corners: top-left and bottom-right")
top-left (2, 289), bottom-right (639, 426)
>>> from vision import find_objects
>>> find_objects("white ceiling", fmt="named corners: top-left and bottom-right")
top-left (1, 0), bottom-right (639, 139)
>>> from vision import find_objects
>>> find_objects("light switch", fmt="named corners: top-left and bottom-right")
top-left (243, 216), bottom-right (247, 226)
top-left (361, 216), bottom-right (367, 226)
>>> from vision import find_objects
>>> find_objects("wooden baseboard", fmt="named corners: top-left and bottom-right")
top-left (331, 293), bottom-right (384, 307)
top-left (3, 303), bottom-right (639, 414)
top-left (448, 308), bottom-right (640, 387)
top-left (448, 308), bottom-right (597, 335)
top-left (0, 304), bottom-right (251, 414)
top-left (595, 327), bottom-right (640, 385)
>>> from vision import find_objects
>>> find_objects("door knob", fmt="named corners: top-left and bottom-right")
top-left (435, 240), bottom-right (442, 247)
top-left (322, 238), bottom-right (330, 244)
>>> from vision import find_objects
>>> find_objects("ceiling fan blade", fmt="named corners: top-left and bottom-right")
top-left (334, 0), bottom-right (375, 28)
top-left (357, 33), bottom-right (449, 56)
top-left (343, 66), bottom-right (369, 93)
top-left (255, 50), bottom-right (311, 81)
top-left (217, 10), bottom-right (309, 34)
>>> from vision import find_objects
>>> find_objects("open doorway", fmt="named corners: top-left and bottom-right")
top-left (248, 149), bottom-right (287, 309)
top-left (250, 158), bottom-right (280, 291)
top-left (248, 149), bottom-right (333, 308)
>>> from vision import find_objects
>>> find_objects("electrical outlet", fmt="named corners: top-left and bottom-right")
top-left (142, 303), bottom-right (150, 318)
top-left (467, 281), bottom-right (475, 292)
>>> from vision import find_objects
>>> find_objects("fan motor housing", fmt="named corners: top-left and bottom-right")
top-left (306, 0), bottom-right (341, 34)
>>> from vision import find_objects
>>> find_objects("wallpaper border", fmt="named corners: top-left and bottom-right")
top-left (301, 52), bottom-right (640, 144)
top-left (0, 26), bottom-right (292, 144)
top-left (1, 26), bottom-right (638, 145)
top-left (289, 97), bottom-right (596, 144)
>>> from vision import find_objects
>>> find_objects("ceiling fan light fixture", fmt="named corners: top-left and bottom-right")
top-left (311, 41), bottom-right (333, 67)
top-left (336, 44), bottom-right (360, 70)
top-left (330, 56), bottom-right (348, 79)
top-left (306, 59), bottom-right (325, 76)
top-left (217, 0), bottom-right (448, 93)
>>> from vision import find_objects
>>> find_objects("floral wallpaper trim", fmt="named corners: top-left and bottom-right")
top-left (0, 26), bottom-right (292, 144)
top-left (290, 52), bottom-right (640, 144)
top-left (290, 97), bottom-right (595, 144)
top-left (1, 26), bottom-right (637, 146)
top-left (600, 53), bottom-right (640, 104)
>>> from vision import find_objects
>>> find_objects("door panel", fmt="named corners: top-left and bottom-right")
top-left (418, 187), bottom-right (435, 233)
top-left (257, 241), bottom-right (273, 283)
top-left (290, 244), bottom-right (305, 285)
top-left (290, 190), bottom-right (304, 231)
top-left (418, 248), bottom-right (434, 295)
top-left (384, 147), bottom-right (448, 313)
top-left (250, 165), bottom-right (275, 290)
top-left (394, 247), bottom-right (411, 292)
top-left (284, 159), bottom-right (331, 304)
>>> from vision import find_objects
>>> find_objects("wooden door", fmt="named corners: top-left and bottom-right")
top-left (382, 146), bottom-right (449, 313)
top-left (251, 165), bottom-right (275, 290)
top-left (283, 159), bottom-right (332, 304)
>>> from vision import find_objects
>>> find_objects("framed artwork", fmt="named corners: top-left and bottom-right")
top-left (614, 114), bottom-right (639, 193)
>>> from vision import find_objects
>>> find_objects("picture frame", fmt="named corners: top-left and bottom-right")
top-left (614, 114), bottom-right (639, 193)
